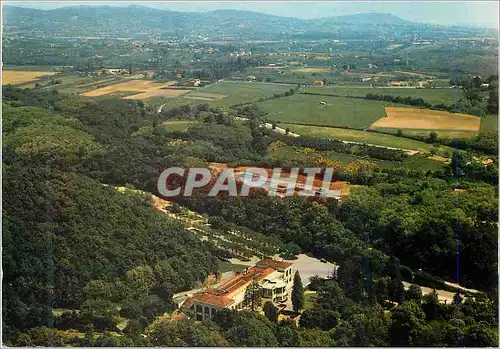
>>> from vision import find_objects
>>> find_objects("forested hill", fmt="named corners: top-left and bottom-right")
top-left (2, 86), bottom-right (498, 346)
top-left (1, 92), bottom-right (220, 340)
top-left (3, 5), bottom-right (494, 39)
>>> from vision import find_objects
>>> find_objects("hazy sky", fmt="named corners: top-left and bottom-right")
top-left (5, 1), bottom-right (500, 28)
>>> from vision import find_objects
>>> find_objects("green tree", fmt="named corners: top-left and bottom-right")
top-left (277, 319), bottom-right (300, 346)
top-left (374, 277), bottom-right (389, 303)
top-left (292, 271), bottom-right (305, 313)
top-left (428, 131), bottom-right (438, 143)
top-left (263, 301), bottom-right (279, 323)
top-left (389, 300), bottom-right (426, 346)
top-left (462, 321), bottom-right (499, 347)
top-left (244, 280), bottom-right (262, 311)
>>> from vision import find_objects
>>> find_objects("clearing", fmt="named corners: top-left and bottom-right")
top-left (2, 70), bottom-right (59, 85)
top-left (163, 120), bottom-right (193, 132)
top-left (370, 107), bottom-right (481, 132)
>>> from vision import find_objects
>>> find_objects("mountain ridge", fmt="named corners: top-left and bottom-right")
top-left (4, 4), bottom-right (494, 39)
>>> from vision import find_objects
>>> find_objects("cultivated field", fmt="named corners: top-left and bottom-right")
top-left (293, 67), bottom-right (330, 73)
top-left (257, 94), bottom-right (394, 129)
top-left (302, 86), bottom-right (463, 105)
top-left (2, 70), bottom-right (59, 85)
top-left (196, 81), bottom-right (293, 104)
top-left (370, 107), bottom-right (481, 131)
top-left (151, 81), bottom-right (293, 110)
top-left (123, 88), bottom-right (190, 100)
top-left (277, 123), bottom-right (454, 153)
top-left (81, 80), bottom-right (189, 99)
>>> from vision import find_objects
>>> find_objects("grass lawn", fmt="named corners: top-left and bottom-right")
top-left (302, 86), bottom-right (463, 105)
top-left (278, 123), bottom-right (453, 153)
top-left (304, 291), bottom-right (318, 310)
top-left (258, 94), bottom-right (393, 129)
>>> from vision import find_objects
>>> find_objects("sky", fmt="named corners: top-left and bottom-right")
top-left (4, 1), bottom-right (500, 28)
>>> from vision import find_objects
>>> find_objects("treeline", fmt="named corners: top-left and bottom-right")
top-left (366, 93), bottom-right (430, 107)
top-left (7, 277), bottom-right (498, 347)
top-left (276, 133), bottom-right (409, 162)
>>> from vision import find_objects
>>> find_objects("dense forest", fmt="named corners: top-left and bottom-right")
top-left (2, 86), bottom-right (498, 346)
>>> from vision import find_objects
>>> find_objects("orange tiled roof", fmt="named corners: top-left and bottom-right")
top-left (190, 265), bottom-right (277, 308)
top-left (192, 292), bottom-right (234, 307)
top-left (256, 258), bottom-right (293, 269)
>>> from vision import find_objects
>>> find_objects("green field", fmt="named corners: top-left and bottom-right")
top-left (270, 141), bottom-right (446, 171)
top-left (27, 74), bottom-right (129, 94)
top-left (164, 120), bottom-right (193, 132)
top-left (278, 123), bottom-right (454, 153)
top-left (371, 155), bottom-right (448, 171)
top-left (302, 86), bottom-right (463, 105)
top-left (3, 65), bottom-right (57, 72)
top-left (258, 94), bottom-right (394, 129)
top-left (150, 81), bottom-right (293, 110)
top-left (480, 115), bottom-right (498, 135)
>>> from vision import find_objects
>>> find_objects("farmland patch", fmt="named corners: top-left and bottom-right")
top-left (257, 94), bottom-right (393, 129)
top-left (2, 70), bottom-right (59, 85)
top-left (81, 80), bottom-right (184, 99)
top-left (370, 107), bottom-right (481, 131)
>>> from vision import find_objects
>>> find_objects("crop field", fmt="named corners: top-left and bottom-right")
top-left (293, 67), bottom-right (330, 73)
top-left (151, 81), bottom-right (293, 110)
top-left (81, 79), bottom-right (188, 99)
top-left (123, 88), bottom-right (191, 100)
top-left (302, 86), bottom-right (463, 105)
top-left (277, 123), bottom-right (454, 153)
top-left (2, 70), bottom-right (59, 85)
top-left (257, 94), bottom-right (394, 129)
top-left (194, 81), bottom-right (293, 104)
top-left (370, 107), bottom-right (481, 131)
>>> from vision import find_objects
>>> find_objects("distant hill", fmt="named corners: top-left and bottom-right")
top-left (2, 5), bottom-right (425, 38)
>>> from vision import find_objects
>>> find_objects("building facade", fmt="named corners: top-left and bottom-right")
top-left (181, 259), bottom-right (293, 321)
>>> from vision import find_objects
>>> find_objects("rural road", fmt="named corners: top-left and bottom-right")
top-left (263, 122), bottom-right (300, 137)
top-left (157, 102), bottom-right (168, 113)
